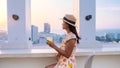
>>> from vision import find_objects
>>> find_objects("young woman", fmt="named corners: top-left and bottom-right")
top-left (45, 14), bottom-right (80, 68)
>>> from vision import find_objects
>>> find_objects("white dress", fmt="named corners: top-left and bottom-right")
top-left (54, 32), bottom-right (77, 68)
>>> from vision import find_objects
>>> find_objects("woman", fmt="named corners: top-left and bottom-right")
top-left (45, 14), bottom-right (80, 68)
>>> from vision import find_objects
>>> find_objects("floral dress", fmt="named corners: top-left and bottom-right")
top-left (54, 32), bottom-right (77, 68)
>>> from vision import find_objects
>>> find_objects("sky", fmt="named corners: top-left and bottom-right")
top-left (0, 0), bottom-right (7, 31)
top-left (31, 0), bottom-right (73, 34)
top-left (0, 0), bottom-right (120, 34)
top-left (96, 0), bottom-right (120, 30)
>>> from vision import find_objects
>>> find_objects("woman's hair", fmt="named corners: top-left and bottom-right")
top-left (67, 23), bottom-right (80, 44)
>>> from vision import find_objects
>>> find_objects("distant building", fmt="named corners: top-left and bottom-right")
top-left (44, 23), bottom-right (50, 33)
top-left (37, 23), bottom-right (64, 44)
top-left (105, 33), bottom-right (115, 42)
top-left (96, 36), bottom-right (106, 42)
top-left (117, 33), bottom-right (120, 39)
top-left (31, 25), bottom-right (39, 44)
top-left (0, 31), bottom-right (7, 38)
top-left (39, 37), bottom-right (46, 44)
top-left (115, 33), bottom-right (120, 43)
top-left (38, 32), bottom-right (64, 44)
top-left (0, 31), bottom-right (7, 42)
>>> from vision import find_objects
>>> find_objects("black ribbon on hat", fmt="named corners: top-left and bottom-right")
top-left (63, 17), bottom-right (75, 24)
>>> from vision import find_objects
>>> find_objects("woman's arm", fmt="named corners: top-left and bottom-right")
top-left (46, 39), bottom-right (76, 58)
top-left (56, 53), bottom-right (60, 61)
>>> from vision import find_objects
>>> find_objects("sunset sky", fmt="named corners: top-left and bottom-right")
top-left (0, 0), bottom-right (120, 34)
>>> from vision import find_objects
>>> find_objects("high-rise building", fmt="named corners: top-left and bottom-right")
top-left (117, 33), bottom-right (120, 39)
top-left (38, 37), bottom-right (46, 44)
top-left (105, 33), bottom-right (115, 42)
top-left (44, 23), bottom-right (50, 33)
top-left (31, 25), bottom-right (38, 44)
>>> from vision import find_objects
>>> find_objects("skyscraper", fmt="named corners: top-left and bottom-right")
top-left (31, 25), bottom-right (38, 44)
top-left (117, 33), bottom-right (120, 39)
top-left (105, 33), bottom-right (115, 42)
top-left (44, 23), bottom-right (50, 33)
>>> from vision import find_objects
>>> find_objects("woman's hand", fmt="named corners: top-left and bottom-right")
top-left (46, 40), bottom-right (55, 48)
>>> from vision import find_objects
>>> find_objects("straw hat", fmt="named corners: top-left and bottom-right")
top-left (62, 14), bottom-right (76, 27)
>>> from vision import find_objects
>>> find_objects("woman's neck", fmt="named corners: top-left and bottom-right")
top-left (66, 29), bottom-right (71, 34)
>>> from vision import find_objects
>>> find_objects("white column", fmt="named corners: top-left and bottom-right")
top-left (74, 0), bottom-right (96, 42)
top-left (74, 0), bottom-right (100, 47)
top-left (2, 0), bottom-right (32, 49)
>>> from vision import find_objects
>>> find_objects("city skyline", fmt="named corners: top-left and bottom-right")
top-left (0, 0), bottom-right (120, 34)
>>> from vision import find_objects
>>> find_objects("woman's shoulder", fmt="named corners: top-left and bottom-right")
top-left (68, 32), bottom-right (76, 38)
top-left (65, 32), bottom-right (76, 41)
